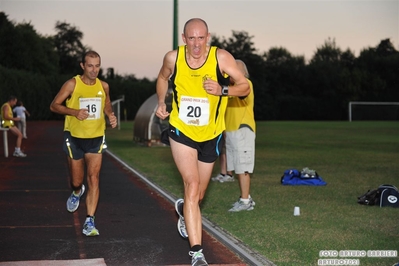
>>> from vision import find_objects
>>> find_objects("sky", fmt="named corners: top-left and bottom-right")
top-left (1, 0), bottom-right (398, 79)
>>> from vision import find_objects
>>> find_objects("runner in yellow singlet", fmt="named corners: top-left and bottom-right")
top-left (50, 51), bottom-right (117, 237)
top-left (155, 18), bottom-right (249, 266)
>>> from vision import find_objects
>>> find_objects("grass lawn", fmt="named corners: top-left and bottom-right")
top-left (105, 121), bottom-right (399, 266)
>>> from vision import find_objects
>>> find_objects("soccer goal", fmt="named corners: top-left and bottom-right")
top-left (348, 102), bottom-right (399, 121)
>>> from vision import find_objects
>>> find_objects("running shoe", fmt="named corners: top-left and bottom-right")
top-left (211, 173), bottom-right (225, 182)
top-left (13, 150), bottom-right (27, 157)
top-left (228, 199), bottom-right (254, 212)
top-left (175, 198), bottom-right (188, 238)
top-left (232, 196), bottom-right (256, 207)
top-left (83, 216), bottom-right (99, 236)
top-left (66, 184), bottom-right (85, 212)
top-left (218, 174), bottom-right (234, 183)
top-left (189, 249), bottom-right (208, 266)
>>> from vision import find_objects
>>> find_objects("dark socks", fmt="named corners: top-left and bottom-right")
top-left (190, 245), bottom-right (202, 252)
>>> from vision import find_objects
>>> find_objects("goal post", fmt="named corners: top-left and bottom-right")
top-left (348, 102), bottom-right (399, 121)
top-left (110, 95), bottom-right (125, 130)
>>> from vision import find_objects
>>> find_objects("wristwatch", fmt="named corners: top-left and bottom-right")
top-left (221, 86), bottom-right (229, 96)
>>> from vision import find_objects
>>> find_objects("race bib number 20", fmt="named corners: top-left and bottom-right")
top-left (79, 97), bottom-right (102, 120)
top-left (179, 96), bottom-right (210, 126)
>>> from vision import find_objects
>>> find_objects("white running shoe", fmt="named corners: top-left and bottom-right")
top-left (175, 198), bottom-right (188, 238)
top-left (211, 173), bottom-right (225, 182)
top-left (229, 199), bottom-right (255, 212)
top-left (83, 216), bottom-right (99, 236)
top-left (13, 150), bottom-right (27, 157)
top-left (189, 249), bottom-right (208, 266)
top-left (232, 196), bottom-right (256, 207)
top-left (218, 175), bottom-right (234, 183)
top-left (66, 184), bottom-right (85, 212)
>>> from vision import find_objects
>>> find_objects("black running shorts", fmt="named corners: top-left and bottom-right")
top-left (166, 125), bottom-right (224, 163)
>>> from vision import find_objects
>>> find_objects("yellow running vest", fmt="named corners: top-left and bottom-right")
top-left (1, 103), bottom-right (14, 127)
top-left (169, 46), bottom-right (229, 142)
top-left (64, 75), bottom-right (106, 138)
top-left (225, 79), bottom-right (256, 133)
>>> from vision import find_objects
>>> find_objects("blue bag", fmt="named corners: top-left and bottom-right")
top-left (281, 168), bottom-right (327, 186)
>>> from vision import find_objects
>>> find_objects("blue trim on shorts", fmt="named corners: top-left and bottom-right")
top-left (216, 134), bottom-right (223, 156)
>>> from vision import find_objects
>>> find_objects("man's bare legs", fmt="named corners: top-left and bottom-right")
top-left (67, 153), bottom-right (102, 236)
top-left (68, 154), bottom-right (102, 216)
top-left (219, 152), bottom-right (227, 175)
top-left (68, 157), bottom-right (84, 192)
top-left (9, 126), bottom-right (26, 157)
top-left (228, 171), bottom-right (254, 212)
top-left (170, 138), bottom-right (214, 248)
top-left (237, 172), bottom-right (251, 200)
top-left (84, 153), bottom-right (102, 216)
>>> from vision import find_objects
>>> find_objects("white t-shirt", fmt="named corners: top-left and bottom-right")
top-left (13, 106), bottom-right (26, 119)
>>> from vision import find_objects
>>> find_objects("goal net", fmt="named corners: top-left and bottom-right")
top-left (348, 102), bottom-right (399, 121)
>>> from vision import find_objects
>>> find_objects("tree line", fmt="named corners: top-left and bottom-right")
top-left (212, 31), bottom-right (399, 120)
top-left (1, 12), bottom-right (398, 121)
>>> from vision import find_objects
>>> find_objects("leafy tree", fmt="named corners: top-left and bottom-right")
top-left (211, 31), bottom-right (268, 119)
top-left (219, 31), bottom-right (258, 58)
top-left (263, 47), bottom-right (307, 119)
top-left (310, 37), bottom-right (342, 63)
top-left (52, 21), bottom-right (88, 75)
top-left (0, 12), bottom-right (58, 75)
top-left (264, 47), bottom-right (306, 97)
top-left (376, 38), bottom-right (397, 57)
top-left (211, 31), bottom-right (264, 79)
top-left (356, 38), bottom-right (399, 101)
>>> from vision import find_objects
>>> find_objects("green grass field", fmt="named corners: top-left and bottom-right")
top-left (105, 121), bottom-right (399, 266)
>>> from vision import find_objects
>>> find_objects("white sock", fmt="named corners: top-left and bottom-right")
top-left (241, 198), bottom-right (250, 204)
top-left (15, 147), bottom-right (21, 152)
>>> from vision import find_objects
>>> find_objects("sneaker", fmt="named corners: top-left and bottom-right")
top-left (66, 184), bottom-right (85, 212)
top-left (175, 198), bottom-right (188, 238)
top-left (228, 199), bottom-right (254, 212)
top-left (83, 216), bottom-right (99, 236)
top-left (232, 196), bottom-right (256, 207)
top-left (218, 174), bottom-right (234, 183)
top-left (13, 150), bottom-right (27, 157)
top-left (189, 249), bottom-right (208, 266)
top-left (211, 173), bottom-right (225, 182)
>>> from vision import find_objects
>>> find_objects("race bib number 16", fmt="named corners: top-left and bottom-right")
top-left (79, 97), bottom-right (102, 120)
top-left (179, 96), bottom-right (210, 126)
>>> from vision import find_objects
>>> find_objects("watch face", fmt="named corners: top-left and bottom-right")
top-left (222, 86), bottom-right (228, 95)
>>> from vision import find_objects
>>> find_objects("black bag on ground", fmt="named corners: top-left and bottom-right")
top-left (378, 184), bottom-right (399, 208)
top-left (357, 184), bottom-right (399, 208)
top-left (357, 189), bottom-right (380, 206)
